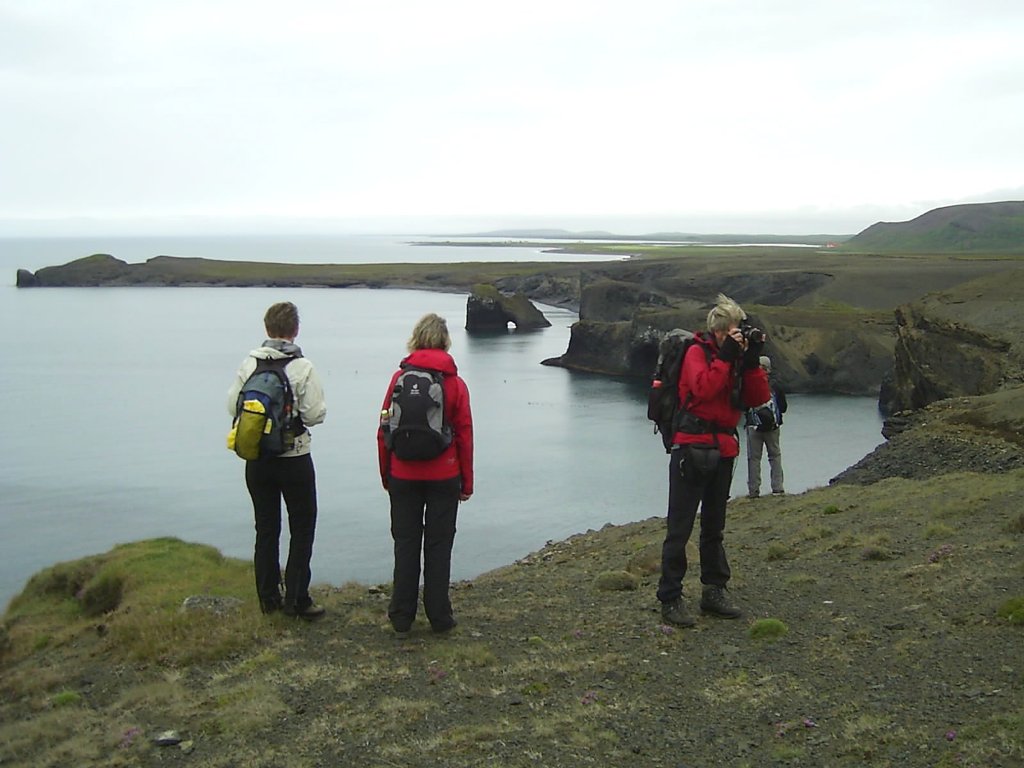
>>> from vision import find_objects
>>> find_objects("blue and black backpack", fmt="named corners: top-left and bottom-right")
top-left (227, 357), bottom-right (303, 460)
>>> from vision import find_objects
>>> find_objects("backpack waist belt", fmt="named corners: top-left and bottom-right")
top-left (676, 411), bottom-right (735, 436)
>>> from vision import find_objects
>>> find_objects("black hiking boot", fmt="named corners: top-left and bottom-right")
top-left (660, 598), bottom-right (696, 628)
top-left (700, 585), bottom-right (742, 619)
top-left (283, 602), bottom-right (326, 620)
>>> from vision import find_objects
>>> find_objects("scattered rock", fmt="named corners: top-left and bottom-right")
top-left (179, 595), bottom-right (243, 616)
top-left (153, 730), bottom-right (182, 746)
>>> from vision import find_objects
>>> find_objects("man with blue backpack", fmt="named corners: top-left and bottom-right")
top-left (227, 301), bottom-right (327, 618)
top-left (745, 355), bottom-right (787, 498)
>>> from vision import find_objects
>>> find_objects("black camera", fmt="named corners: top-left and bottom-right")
top-left (740, 319), bottom-right (766, 345)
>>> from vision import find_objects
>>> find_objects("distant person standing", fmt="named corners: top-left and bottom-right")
top-left (227, 301), bottom-right (327, 618)
top-left (745, 355), bottom-right (787, 498)
top-left (377, 313), bottom-right (473, 636)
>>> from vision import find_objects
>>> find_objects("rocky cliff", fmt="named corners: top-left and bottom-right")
top-left (886, 268), bottom-right (1024, 412)
top-left (465, 284), bottom-right (551, 331)
top-left (541, 274), bottom-right (897, 399)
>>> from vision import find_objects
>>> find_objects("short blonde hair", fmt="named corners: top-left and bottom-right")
top-left (264, 301), bottom-right (299, 338)
top-left (706, 293), bottom-right (746, 334)
top-left (407, 313), bottom-right (451, 352)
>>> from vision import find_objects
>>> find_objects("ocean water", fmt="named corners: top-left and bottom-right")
top-left (0, 237), bottom-right (884, 609)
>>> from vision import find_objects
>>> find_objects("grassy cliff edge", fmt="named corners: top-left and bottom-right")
top-left (2, 453), bottom-right (1022, 767)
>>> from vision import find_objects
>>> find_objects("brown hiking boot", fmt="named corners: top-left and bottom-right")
top-left (660, 598), bottom-right (696, 628)
top-left (700, 586), bottom-right (742, 619)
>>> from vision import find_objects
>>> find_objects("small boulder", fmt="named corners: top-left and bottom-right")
top-left (180, 595), bottom-right (243, 616)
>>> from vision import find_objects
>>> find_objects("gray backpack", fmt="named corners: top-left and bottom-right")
top-left (383, 365), bottom-right (452, 460)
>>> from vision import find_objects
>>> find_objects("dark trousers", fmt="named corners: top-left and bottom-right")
top-left (656, 448), bottom-right (734, 604)
top-left (387, 476), bottom-right (460, 630)
top-left (245, 453), bottom-right (318, 612)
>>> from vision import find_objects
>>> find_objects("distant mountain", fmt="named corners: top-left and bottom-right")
top-left (846, 201), bottom-right (1024, 253)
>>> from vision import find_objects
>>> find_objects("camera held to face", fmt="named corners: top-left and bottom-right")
top-left (740, 319), bottom-right (766, 345)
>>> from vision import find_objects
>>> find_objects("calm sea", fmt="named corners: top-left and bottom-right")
top-left (0, 236), bottom-right (884, 609)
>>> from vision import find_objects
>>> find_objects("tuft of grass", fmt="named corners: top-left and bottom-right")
top-left (51, 690), bottom-right (82, 707)
top-left (235, 649), bottom-right (283, 675)
top-left (997, 596), bottom-right (1024, 625)
top-left (799, 525), bottom-right (832, 542)
top-left (925, 523), bottom-right (956, 538)
top-left (823, 504), bottom-right (842, 515)
top-left (80, 571), bottom-right (125, 617)
top-left (749, 618), bottom-right (789, 641)
top-left (766, 543), bottom-right (798, 561)
top-left (522, 681), bottom-right (551, 696)
top-left (861, 546), bottom-right (894, 561)
top-left (593, 570), bottom-right (639, 591)
top-left (1007, 513), bottom-right (1024, 534)
top-left (625, 543), bottom-right (662, 576)
top-left (435, 720), bottom-right (516, 749)
top-left (431, 641), bottom-right (497, 668)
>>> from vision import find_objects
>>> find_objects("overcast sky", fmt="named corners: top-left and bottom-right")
top-left (2, 0), bottom-right (1022, 235)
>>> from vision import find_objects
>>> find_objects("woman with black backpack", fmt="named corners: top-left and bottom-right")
top-left (376, 313), bottom-right (474, 637)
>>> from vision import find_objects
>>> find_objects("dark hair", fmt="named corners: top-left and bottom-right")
top-left (264, 302), bottom-right (299, 339)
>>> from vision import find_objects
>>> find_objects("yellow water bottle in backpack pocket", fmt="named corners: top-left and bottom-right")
top-left (228, 398), bottom-right (272, 460)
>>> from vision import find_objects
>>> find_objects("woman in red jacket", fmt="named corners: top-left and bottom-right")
top-left (657, 294), bottom-right (770, 628)
top-left (377, 313), bottom-right (474, 636)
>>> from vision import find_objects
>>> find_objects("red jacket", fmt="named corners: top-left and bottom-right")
top-left (672, 332), bottom-right (770, 458)
top-left (377, 348), bottom-right (474, 494)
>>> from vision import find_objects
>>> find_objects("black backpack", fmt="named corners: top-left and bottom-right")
top-left (383, 365), bottom-right (453, 460)
top-left (646, 331), bottom-right (712, 452)
top-left (227, 357), bottom-right (302, 460)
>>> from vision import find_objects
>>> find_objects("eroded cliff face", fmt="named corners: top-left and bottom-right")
top-left (465, 284), bottom-right (551, 331)
top-left (545, 278), bottom-right (896, 398)
top-left (887, 268), bottom-right (1024, 412)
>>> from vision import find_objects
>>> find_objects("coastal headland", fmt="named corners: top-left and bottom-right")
top-left (15, 242), bottom-right (1023, 408)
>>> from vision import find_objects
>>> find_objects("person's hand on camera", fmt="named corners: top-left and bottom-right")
top-left (718, 330), bottom-right (744, 362)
